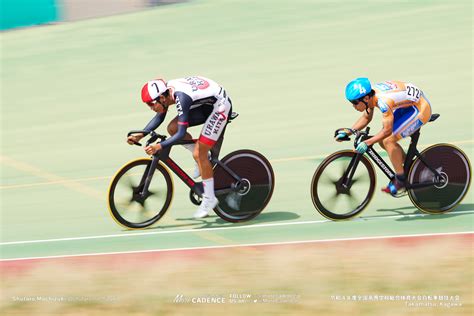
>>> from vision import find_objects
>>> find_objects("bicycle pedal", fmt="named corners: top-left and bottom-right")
top-left (392, 190), bottom-right (407, 198)
top-left (381, 187), bottom-right (407, 198)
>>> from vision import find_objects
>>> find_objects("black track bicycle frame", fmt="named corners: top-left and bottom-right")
top-left (342, 129), bottom-right (443, 189)
top-left (137, 139), bottom-right (243, 198)
top-left (339, 130), bottom-right (395, 189)
top-left (130, 112), bottom-right (242, 199)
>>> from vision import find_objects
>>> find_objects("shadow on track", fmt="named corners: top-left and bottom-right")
top-left (374, 203), bottom-right (474, 221)
top-left (138, 211), bottom-right (301, 231)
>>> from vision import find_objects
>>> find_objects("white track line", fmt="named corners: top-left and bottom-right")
top-left (0, 231), bottom-right (472, 262)
top-left (1, 210), bottom-right (473, 246)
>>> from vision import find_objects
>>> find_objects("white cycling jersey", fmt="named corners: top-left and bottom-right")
top-left (144, 76), bottom-right (232, 148)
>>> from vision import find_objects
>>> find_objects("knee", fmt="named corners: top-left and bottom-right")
top-left (194, 144), bottom-right (210, 162)
top-left (192, 147), bottom-right (200, 161)
top-left (167, 123), bottom-right (177, 135)
top-left (382, 137), bottom-right (396, 150)
top-left (378, 140), bottom-right (386, 150)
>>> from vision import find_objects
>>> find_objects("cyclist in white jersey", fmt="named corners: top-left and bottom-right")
top-left (127, 76), bottom-right (232, 218)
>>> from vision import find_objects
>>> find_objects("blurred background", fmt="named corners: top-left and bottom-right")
top-left (1, 0), bottom-right (184, 29)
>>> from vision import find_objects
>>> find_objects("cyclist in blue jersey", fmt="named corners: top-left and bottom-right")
top-left (338, 78), bottom-right (432, 196)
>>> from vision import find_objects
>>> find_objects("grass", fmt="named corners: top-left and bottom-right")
top-left (1, 237), bottom-right (472, 315)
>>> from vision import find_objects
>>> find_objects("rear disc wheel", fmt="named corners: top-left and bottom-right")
top-left (407, 144), bottom-right (471, 213)
top-left (213, 150), bottom-right (275, 222)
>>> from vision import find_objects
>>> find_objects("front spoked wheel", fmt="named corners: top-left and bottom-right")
top-left (407, 144), bottom-right (471, 214)
top-left (108, 158), bottom-right (173, 229)
top-left (213, 150), bottom-right (275, 222)
top-left (311, 150), bottom-right (376, 220)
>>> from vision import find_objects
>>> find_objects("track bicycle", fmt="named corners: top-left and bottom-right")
top-left (310, 113), bottom-right (471, 220)
top-left (108, 112), bottom-right (275, 228)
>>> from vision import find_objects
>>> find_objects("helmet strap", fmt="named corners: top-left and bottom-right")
top-left (155, 95), bottom-right (168, 111)
top-left (362, 100), bottom-right (369, 114)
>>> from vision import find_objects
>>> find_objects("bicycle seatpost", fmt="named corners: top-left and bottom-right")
top-left (404, 130), bottom-right (421, 174)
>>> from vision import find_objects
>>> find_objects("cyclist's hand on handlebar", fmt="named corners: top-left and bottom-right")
top-left (335, 131), bottom-right (348, 142)
top-left (127, 133), bottom-right (144, 145)
top-left (145, 143), bottom-right (162, 155)
top-left (355, 141), bottom-right (368, 154)
top-left (334, 128), bottom-right (352, 142)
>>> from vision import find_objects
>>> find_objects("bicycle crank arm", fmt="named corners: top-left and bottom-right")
top-left (406, 181), bottom-right (445, 190)
top-left (214, 187), bottom-right (234, 195)
top-left (192, 182), bottom-right (204, 196)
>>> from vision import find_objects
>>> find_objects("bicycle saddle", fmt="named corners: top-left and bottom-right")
top-left (429, 113), bottom-right (440, 122)
top-left (229, 112), bottom-right (239, 122)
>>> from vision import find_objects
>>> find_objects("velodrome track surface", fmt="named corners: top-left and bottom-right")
top-left (1, 149), bottom-right (473, 260)
top-left (1, 0), bottom-right (472, 262)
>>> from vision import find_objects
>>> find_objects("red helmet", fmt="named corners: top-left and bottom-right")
top-left (141, 79), bottom-right (167, 103)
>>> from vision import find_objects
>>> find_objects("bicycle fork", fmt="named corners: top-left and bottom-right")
top-left (339, 153), bottom-right (363, 193)
top-left (133, 156), bottom-right (160, 203)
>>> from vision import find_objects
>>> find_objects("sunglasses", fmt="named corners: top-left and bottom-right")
top-left (146, 99), bottom-right (162, 107)
top-left (350, 97), bottom-right (364, 106)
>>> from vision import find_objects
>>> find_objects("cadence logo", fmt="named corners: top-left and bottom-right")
top-left (173, 294), bottom-right (226, 304)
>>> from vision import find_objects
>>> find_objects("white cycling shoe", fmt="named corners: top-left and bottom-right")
top-left (193, 195), bottom-right (218, 219)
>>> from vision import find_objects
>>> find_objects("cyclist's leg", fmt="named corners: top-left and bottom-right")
top-left (193, 98), bottom-right (232, 217)
top-left (387, 104), bottom-right (429, 173)
top-left (383, 102), bottom-right (431, 194)
top-left (193, 141), bottom-right (218, 218)
top-left (378, 139), bottom-right (405, 161)
top-left (394, 99), bottom-right (431, 140)
top-left (381, 134), bottom-right (407, 194)
top-left (381, 106), bottom-right (417, 193)
top-left (195, 142), bottom-right (214, 179)
top-left (168, 116), bottom-right (197, 177)
top-left (379, 106), bottom-right (413, 156)
top-left (195, 100), bottom-right (232, 179)
top-left (383, 135), bottom-right (405, 174)
top-left (168, 106), bottom-right (214, 161)
top-left (167, 105), bottom-right (213, 179)
top-left (167, 105), bottom-right (213, 138)
top-left (210, 104), bottom-right (232, 160)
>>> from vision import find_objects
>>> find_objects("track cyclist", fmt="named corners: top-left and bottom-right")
top-left (337, 78), bottom-right (432, 196)
top-left (127, 76), bottom-right (233, 218)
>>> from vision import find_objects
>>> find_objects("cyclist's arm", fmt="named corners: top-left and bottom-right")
top-left (365, 112), bottom-right (393, 146)
top-left (127, 112), bottom-right (167, 145)
top-left (159, 92), bottom-right (192, 149)
top-left (363, 98), bottom-right (395, 146)
top-left (351, 107), bottom-right (374, 132)
top-left (143, 112), bottom-right (167, 133)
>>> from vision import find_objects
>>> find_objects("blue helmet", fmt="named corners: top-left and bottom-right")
top-left (345, 78), bottom-right (371, 101)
